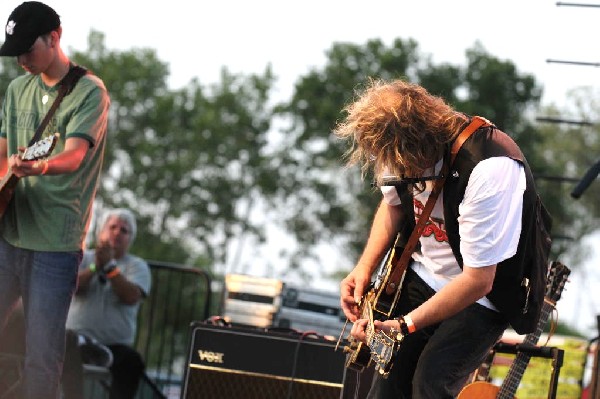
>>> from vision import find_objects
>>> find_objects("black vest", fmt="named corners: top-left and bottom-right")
top-left (442, 125), bottom-right (548, 334)
top-left (444, 127), bottom-right (550, 334)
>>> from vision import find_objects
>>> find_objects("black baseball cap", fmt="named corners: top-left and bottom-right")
top-left (0, 1), bottom-right (60, 57)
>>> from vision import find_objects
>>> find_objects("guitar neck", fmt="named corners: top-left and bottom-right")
top-left (497, 301), bottom-right (553, 398)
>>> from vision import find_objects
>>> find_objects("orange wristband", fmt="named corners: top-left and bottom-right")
top-left (40, 160), bottom-right (49, 175)
top-left (405, 314), bottom-right (416, 333)
top-left (105, 268), bottom-right (120, 279)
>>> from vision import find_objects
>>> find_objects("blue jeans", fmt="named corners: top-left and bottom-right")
top-left (0, 238), bottom-right (81, 399)
top-left (367, 268), bottom-right (509, 399)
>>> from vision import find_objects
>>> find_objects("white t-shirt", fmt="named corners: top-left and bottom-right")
top-left (381, 157), bottom-right (526, 310)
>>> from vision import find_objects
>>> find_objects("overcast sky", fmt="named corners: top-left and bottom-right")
top-left (1, 0), bottom-right (599, 337)
top-left (2, 0), bottom-right (599, 107)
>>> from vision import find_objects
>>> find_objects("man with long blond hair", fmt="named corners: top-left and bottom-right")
top-left (337, 79), bottom-right (547, 398)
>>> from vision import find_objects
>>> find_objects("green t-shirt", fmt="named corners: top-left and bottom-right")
top-left (0, 70), bottom-right (110, 251)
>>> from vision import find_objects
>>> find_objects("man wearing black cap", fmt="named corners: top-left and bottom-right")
top-left (0, 2), bottom-right (110, 399)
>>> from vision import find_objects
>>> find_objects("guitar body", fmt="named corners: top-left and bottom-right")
top-left (457, 381), bottom-right (512, 399)
top-left (0, 134), bottom-right (58, 218)
top-left (0, 175), bottom-right (18, 216)
top-left (344, 233), bottom-right (406, 373)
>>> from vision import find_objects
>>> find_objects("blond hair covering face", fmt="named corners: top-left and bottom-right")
top-left (334, 79), bottom-right (468, 186)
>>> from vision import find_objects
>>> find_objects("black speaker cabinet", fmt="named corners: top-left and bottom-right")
top-left (182, 322), bottom-right (346, 399)
top-left (340, 364), bottom-right (375, 399)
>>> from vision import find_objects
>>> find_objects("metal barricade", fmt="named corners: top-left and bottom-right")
top-left (134, 261), bottom-right (212, 397)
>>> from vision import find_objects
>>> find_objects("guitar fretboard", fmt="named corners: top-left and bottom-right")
top-left (498, 261), bottom-right (569, 399)
top-left (497, 302), bottom-right (553, 398)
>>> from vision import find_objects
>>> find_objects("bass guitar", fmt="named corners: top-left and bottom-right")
top-left (457, 260), bottom-right (571, 399)
top-left (341, 232), bottom-right (409, 377)
top-left (0, 134), bottom-right (59, 217)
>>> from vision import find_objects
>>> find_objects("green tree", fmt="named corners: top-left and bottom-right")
top-left (67, 31), bottom-right (280, 272)
top-left (535, 89), bottom-right (600, 263)
top-left (1, 32), bottom-right (596, 289)
top-left (0, 58), bottom-right (21, 93)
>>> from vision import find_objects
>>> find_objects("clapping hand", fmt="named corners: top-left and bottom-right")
top-left (95, 241), bottom-right (113, 273)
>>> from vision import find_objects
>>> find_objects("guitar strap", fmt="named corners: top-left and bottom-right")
top-left (28, 64), bottom-right (87, 147)
top-left (385, 116), bottom-right (491, 295)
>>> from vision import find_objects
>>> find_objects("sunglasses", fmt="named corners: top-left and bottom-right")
top-left (373, 174), bottom-right (445, 187)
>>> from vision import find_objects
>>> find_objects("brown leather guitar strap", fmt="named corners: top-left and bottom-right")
top-left (385, 116), bottom-right (491, 295)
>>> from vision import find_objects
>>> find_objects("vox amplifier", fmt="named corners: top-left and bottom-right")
top-left (181, 322), bottom-right (346, 399)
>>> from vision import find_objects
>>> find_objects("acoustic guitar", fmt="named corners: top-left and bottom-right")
top-left (0, 134), bottom-right (59, 217)
top-left (457, 261), bottom-right (570, 399)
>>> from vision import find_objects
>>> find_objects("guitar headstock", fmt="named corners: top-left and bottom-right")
top-left (21, 133), bottom-right (59, 161)
top-left (546, 261), bottom-right (571, 303)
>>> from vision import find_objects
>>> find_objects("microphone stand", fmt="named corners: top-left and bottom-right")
top-left (571, 159), bottom-right (600, 199)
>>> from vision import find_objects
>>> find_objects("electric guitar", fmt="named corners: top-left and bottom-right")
top-left (457, 261), bottom-right (571, 399)
top-left (341, 232), bottom-right (408, 377)
top-left (0, 134), bottom-right (59, 216)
